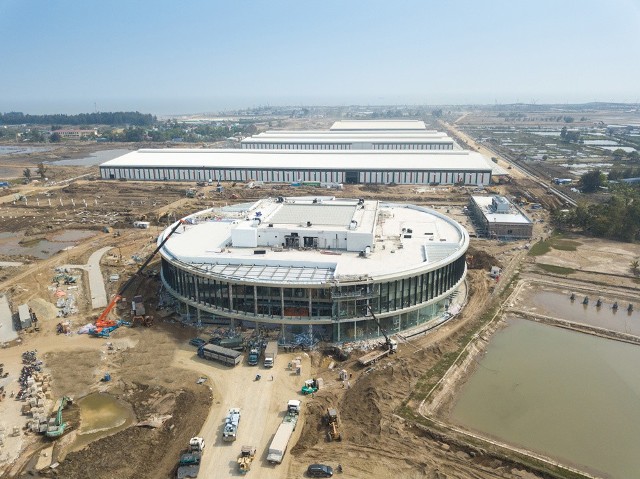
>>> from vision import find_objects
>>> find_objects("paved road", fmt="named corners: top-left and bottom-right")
top-left (61, 246), bottom-right (113, 310)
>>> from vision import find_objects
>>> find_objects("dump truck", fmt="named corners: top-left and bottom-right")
top-left (326, 408), bottom-right (342, 441)
top-left (267, 400), bottom-right (301, 464)
top-left (264, 340), bottom-right (278, 368)
top-left (176, 437), bottom-right (204, 478)
top-left (237, 445), bottom-right (256, 474)
top-left (357, 345), bottom-right (396, 366)
top-left (198, 344), bottom-right (242, 366)
top-left (222, 407), bottom-right (241, 442)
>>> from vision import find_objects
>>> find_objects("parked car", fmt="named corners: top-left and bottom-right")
top-left (307, 464), bottom-right (333, 477)
top-left (189, 338), bottom-right (206, 348)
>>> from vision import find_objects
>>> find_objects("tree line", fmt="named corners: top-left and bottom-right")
top-left (0, 111), bottom-right (156, 126)
top-left (552, 185), bottom-right (640, 242)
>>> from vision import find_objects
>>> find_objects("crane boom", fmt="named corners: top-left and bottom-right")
top-left (366, 304), bottom-right (397, 353)
top-left (96, 219), bottom-right (185, 324)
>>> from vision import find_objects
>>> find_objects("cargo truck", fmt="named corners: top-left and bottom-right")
top-left (267, 400), bottom-right (301, 464)
top-left (264, 340), bottom-right (278, 368)
top-left (198, 344), bottom-right (242, 366)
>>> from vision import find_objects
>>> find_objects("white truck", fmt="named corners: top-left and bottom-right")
top-left (222, 407), bottom-right (241, 442)
top-left (267, 400), bottom-right (301, 464)
top-left (264, 340), bottom-right (278, 368)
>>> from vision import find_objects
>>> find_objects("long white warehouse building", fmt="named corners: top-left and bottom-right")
top-left (99, 149), bottom-right (493, 186)
top-left (241, 132), bottom-right (454, 150)
top-left (241, 120), bottom-right (455, 150)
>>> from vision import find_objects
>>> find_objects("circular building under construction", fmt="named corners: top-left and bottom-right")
top-left (158, 196), bottom-right (468, 343)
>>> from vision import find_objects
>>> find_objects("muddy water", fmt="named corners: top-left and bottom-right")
top-left (48, 149), bottom-right (130, 166)
top-left (71, 393), bottom-right (135, 452)
top-left (0, 229), bottom-right (96, 259)
top-left (523, 289), bottom-right (638, 336)
top-left (451, 318), bottom-right (640, 479)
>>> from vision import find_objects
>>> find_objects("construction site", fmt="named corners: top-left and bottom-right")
top-left (0, 118), bottom-right (639, 479)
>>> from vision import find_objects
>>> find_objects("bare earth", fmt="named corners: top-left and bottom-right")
top-left (0, 149), bottom-right (638, 479)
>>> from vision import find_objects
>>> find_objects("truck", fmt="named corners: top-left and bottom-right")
top-left (267, 400), bottom-right (301, 464)
top-left (247, 347), bottom-right (260, 366)
top-left (237, 445), bottom-right (257, 474)
top-left (357, 345), bottom-right (396, 366)
top-left (209, 336), bottom-right (244, 351)
top-left (198, 344), bottom-right (242, 366)
top-left (222, 407), bottom-right (241, 442)
top-left (176, 437), bottom-right (205, 478)
top-left (264, 340), bottom-right (278, 368)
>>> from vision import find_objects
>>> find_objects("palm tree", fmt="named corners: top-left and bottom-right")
top-left (631, 259), bottom-right (640, 276)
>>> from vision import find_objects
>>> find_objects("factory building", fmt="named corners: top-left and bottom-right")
top-left (158, 197), bottom-right (469, 343)
top-left (241, 120), bottom-right (455, 150)
top-left (468, 195), bottom-right (533, 240)
top-left (241, 133), bottom-right (454, 150)
top-left (99, 149), bottom-right (493, 186)
top-left (329, 120), bottom-right (428, 131)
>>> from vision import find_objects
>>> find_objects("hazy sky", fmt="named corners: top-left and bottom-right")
top-left (2, 0), bottom-right (640, 114)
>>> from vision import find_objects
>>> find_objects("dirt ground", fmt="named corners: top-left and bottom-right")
top-left (1, 148), bottom-right (638, 479)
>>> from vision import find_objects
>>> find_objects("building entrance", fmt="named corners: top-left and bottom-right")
top-left (345, 171), bottom-right (360, 184)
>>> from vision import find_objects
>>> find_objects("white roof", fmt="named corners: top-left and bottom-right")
top-left (101, 149), bottom-right (493, 172)
top-left (242, 136), bottom-right (452, 145)
top-left (250, 130), bottom-right (448, 139)
top-left (471, 196), bottom-right (532, 225)
top-left (159, 198), bottom-right (469, 285)
top-left (330, 120), bottom-right (427, 131)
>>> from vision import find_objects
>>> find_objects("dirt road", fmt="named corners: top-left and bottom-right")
top-left (172, 347), bottom-right (312, 477)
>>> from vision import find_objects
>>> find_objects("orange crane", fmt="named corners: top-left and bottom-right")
top-left (95, 219), bottom-right (186, 325)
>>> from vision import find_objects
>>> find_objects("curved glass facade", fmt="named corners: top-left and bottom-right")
top-left (161, 254), bottom-right (466, 342)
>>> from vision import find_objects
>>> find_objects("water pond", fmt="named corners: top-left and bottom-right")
top-left (70, 393), bottom-right (135, 452)
top-left (451, 318), bottom-right (640, 479)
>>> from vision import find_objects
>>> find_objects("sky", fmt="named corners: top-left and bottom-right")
top-left (1, 0), bottom-right (640, 115)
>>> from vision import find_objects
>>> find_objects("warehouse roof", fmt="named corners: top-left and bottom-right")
top-left (242, 136), bottom-right (453, 145)
top-left (101, 149), bottom-right (494, 172)
top-left (248, 130), bottom-right (448, 139)
top-left (330, 120), bottom-right (427, 131)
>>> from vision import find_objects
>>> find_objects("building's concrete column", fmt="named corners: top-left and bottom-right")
top-left (280, 287), bottom-right (285, 319)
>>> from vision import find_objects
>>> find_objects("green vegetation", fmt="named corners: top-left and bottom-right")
top-left (0, 111), bottom-right (155, 126)
top-left (536, 263), bottom-right (576, 275)
top-left (528, 241), bottom-right (551, 256)
top-left (560, 126), bottom-right (580, 142)
top-left (552, 186), bottom-right (640, 242)
top-left (528, 234), bottom-right (581, 256)
top-left (580, 169), bottom-right (606, 193)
